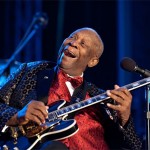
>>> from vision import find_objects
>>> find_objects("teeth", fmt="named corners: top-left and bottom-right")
top-left (64, 50), bottom-right (76, 58)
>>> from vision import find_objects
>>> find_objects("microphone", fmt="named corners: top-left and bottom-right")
top-left (21, 12), bottom-right (48, 41)
top-left (16, 12), bottom-right (49, 50)
top-left (32, 12), bottom-right (49, 29)
top-left (120, 57), bottom-right (150, 77)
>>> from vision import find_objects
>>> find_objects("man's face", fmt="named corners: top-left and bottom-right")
top-left (57, 29), bottom-right (99, 76)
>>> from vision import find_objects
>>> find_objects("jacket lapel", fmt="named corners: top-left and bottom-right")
top-left (36, 67), bottom-right (57, 104)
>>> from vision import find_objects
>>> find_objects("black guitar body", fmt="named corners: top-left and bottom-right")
top-left (0, 100), bottom-right (78, 150)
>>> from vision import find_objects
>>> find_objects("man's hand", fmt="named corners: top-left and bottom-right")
top-left (7, 100), bottom-right (49, 126)
top-left (106, 85), bottom-right (132, 126)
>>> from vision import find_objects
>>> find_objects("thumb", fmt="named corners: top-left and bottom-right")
top-left (114, 84), bottom-right (120, 89)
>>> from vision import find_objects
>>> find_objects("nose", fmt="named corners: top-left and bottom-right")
top-left (69, 40), bottom-right (78, 49)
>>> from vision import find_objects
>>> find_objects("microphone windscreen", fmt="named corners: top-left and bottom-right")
top-left (34, 12), bottom-right (49, 27)
top-left (120, 57), bottom-right (136, 72)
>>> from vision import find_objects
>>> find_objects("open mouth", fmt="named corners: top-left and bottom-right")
top-left (64, 50), bottom-right (76, 58)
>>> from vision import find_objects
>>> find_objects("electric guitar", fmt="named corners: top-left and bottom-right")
top-left (1, 76), bottom-right (150, 150)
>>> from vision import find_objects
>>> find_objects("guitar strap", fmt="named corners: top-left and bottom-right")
top-left (68, 80), bottom-right (106, 119)
top-left (67, 80), bottom-right (89, 119)
top-left (71, 80), bottom-right (88, 103)
top-left (71, 80), bottom-right (104, 104)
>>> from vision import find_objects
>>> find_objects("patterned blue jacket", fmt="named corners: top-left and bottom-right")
top-left (0, 61), bottom-right (142, 150)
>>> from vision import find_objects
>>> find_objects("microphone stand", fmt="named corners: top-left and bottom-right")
top-left (0, 26), bottom-right (39, 77)
top-left (146, 85), bottom-right (150, 150)
top-left (0, 12), bottom-right (48, 78)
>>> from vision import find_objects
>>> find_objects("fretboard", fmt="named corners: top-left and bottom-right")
top-left (50, 76), bottom-right (150, 119)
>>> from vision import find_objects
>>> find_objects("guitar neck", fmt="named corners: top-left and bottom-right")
top-left (51, 77), bottom-right (150, 118)
top-left (123, 77), bottom-right (150, 91)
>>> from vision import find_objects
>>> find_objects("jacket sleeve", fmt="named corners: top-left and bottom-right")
top-left (0, 63), bottom-right (27, 132)
top-left (100, 104), bottom-right (142, 150)
top-left (0, 103), bottom-right (19, 132)
top-left (119, 116), bottom-right (142, 150)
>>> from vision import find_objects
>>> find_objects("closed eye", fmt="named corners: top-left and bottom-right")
top-left (81, 41), bottom-right (86, 47)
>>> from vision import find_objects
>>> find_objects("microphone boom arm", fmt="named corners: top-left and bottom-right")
top-left (0, 28), bottom-right (38, 76)
top-left (0, 12), bottom-right (48, 77)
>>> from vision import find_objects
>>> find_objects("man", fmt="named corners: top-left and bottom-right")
top-left (0, 27), bottom-right (142, 149)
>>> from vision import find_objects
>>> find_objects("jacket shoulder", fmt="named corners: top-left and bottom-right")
top-left (26, 61), bottom-right (56, 70)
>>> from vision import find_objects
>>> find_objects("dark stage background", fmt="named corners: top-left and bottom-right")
top-left (0, 0), bottom-right (150, 148)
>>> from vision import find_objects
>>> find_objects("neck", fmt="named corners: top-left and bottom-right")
top-left (58, 67), bottom-right (83, 77)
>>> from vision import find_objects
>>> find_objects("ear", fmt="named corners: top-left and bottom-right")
top-left (87, 57), bottom-right (99, 68)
